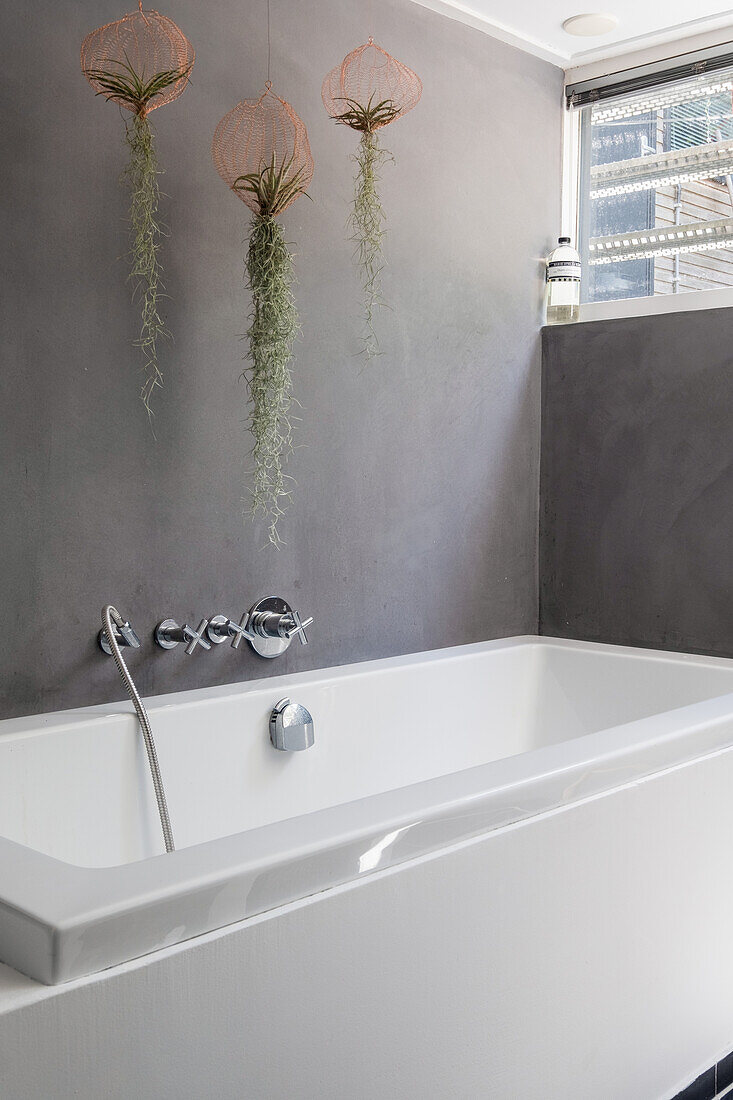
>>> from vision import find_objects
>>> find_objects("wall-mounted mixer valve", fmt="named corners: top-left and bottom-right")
top-left (244, 597), bottom-right (313, 658)
top-left (154, 618), bottom-right (211, 654)
top-left (206, 597), bottom-right (313, 659)
top-left (206, 613), bottom-right (254, 649)
top-left (99, 597), bottom-right (312, 661)
top-left (250, 605), bottom-right (312, 646)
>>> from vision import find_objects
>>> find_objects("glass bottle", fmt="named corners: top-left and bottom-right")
top-left (545, 237), bottom-right (581, 324)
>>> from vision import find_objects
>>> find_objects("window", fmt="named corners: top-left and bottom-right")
top-left (573, 63), bottom-right (733, 305)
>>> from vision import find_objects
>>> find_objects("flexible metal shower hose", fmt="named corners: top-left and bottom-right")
top-left (102, 605), bottom-right (175, 853)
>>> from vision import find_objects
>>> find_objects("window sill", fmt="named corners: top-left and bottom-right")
top-left (578, 285), bottom-right (733, 323)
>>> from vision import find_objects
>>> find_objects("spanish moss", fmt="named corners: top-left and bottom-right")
top-left (347, 121), bottom-right (393, 359)
top-left (83, 58), bottom-right (191, 421)
top-left (245, 212), bottom-right (299, 548)
top-left (124, 112), bottom-right (168, 420)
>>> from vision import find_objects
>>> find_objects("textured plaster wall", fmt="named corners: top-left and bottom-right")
top-left (541, 308), bottom-right (733, 656)
top-left (0, 0), bottom-right (561, 718)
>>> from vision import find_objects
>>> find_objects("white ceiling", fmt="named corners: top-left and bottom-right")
top-left (412, 0), bottom-right (733, 67)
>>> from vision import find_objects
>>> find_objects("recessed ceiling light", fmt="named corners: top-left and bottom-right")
top-left (563, 12), bottom-right (619, 36)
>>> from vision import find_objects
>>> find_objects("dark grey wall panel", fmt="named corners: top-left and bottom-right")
top-left (0, 0), bottom-right (561, 719)
top-left (541, 308), bottom-right (733, 657)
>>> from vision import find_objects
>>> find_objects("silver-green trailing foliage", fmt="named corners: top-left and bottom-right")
top-left (350, 129), bottom-right (392, 359)
top-left (244, 213), bottom-right (298, 548)
top-left (124, 112), bottom-right (167, 417)
top-left (84, 57), bottom-right (190, 420)
top-left (333, 95), bottom-right (398, 359)
top-left (233, 155), bottom-right (310, 547)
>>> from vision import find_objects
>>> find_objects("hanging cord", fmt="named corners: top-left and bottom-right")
top-left (267, 0), bottom-right (271, 84)
top-left (102, 605), bottom-right (175, 853)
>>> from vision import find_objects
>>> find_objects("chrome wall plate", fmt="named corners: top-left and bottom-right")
top-left (155, 618), bottom-right (181, 650)
top-left (206, 615), bottom-right (230, 645)
top-left (247, 596), bottom-right (291, 659)
top-left (203, 597), bottom-right (313, 659)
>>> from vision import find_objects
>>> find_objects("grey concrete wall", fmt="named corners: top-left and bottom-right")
top-left (0, 0), bottom-right (561, 718)
top-left (541, 308), bottom-right (733, 656)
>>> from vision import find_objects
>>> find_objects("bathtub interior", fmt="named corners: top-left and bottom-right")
top-left (1, 639), bottom-right (733, 868)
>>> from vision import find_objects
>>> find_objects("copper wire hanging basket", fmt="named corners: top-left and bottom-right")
top-left (322, 38), bottom-right (422, 130)
top-left (212, 83), bottom-right (313, 215)
top-left (81, 4), bottom-right (194, 117)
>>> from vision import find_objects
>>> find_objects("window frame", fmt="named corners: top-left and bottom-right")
top-left (564, 53), bottom-right (733, 322)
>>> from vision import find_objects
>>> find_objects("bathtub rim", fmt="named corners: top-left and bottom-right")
top-left (5, 632), bottom-right (733, 740)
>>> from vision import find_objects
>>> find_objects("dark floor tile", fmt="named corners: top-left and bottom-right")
top-left (674, 1066), bottom-right (716, 1100)
top-left (717, 1051), bottom-right (733, 1092)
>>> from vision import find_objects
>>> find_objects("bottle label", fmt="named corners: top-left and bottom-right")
top-left (547, 260), bottom-right (581, 281)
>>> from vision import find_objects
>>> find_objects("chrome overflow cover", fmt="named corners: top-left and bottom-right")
top-left (269, 698), bottom-right (315, 752)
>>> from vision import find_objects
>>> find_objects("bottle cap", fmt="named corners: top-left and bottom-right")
top-left (558, 236), bottom-right (571, 244)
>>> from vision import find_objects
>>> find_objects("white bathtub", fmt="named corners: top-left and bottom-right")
top-left (3, 635), bottom-right (733, 985)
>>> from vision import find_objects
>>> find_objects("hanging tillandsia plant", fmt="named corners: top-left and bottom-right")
top-left (81, 3), bottom-right (194, 422)
top-left (322, 39), bottom-right (421, 359)
top-left (212, 84), bottom-right (314, 548)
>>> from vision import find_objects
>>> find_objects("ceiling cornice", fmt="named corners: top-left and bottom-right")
top-left (409, 0), bottom-right (569, 65)
top-left (409, 0), bottom-right (733, 75)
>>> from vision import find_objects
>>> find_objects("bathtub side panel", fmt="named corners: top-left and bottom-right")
top-left (1, 744), bottom-right (732, 1099)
